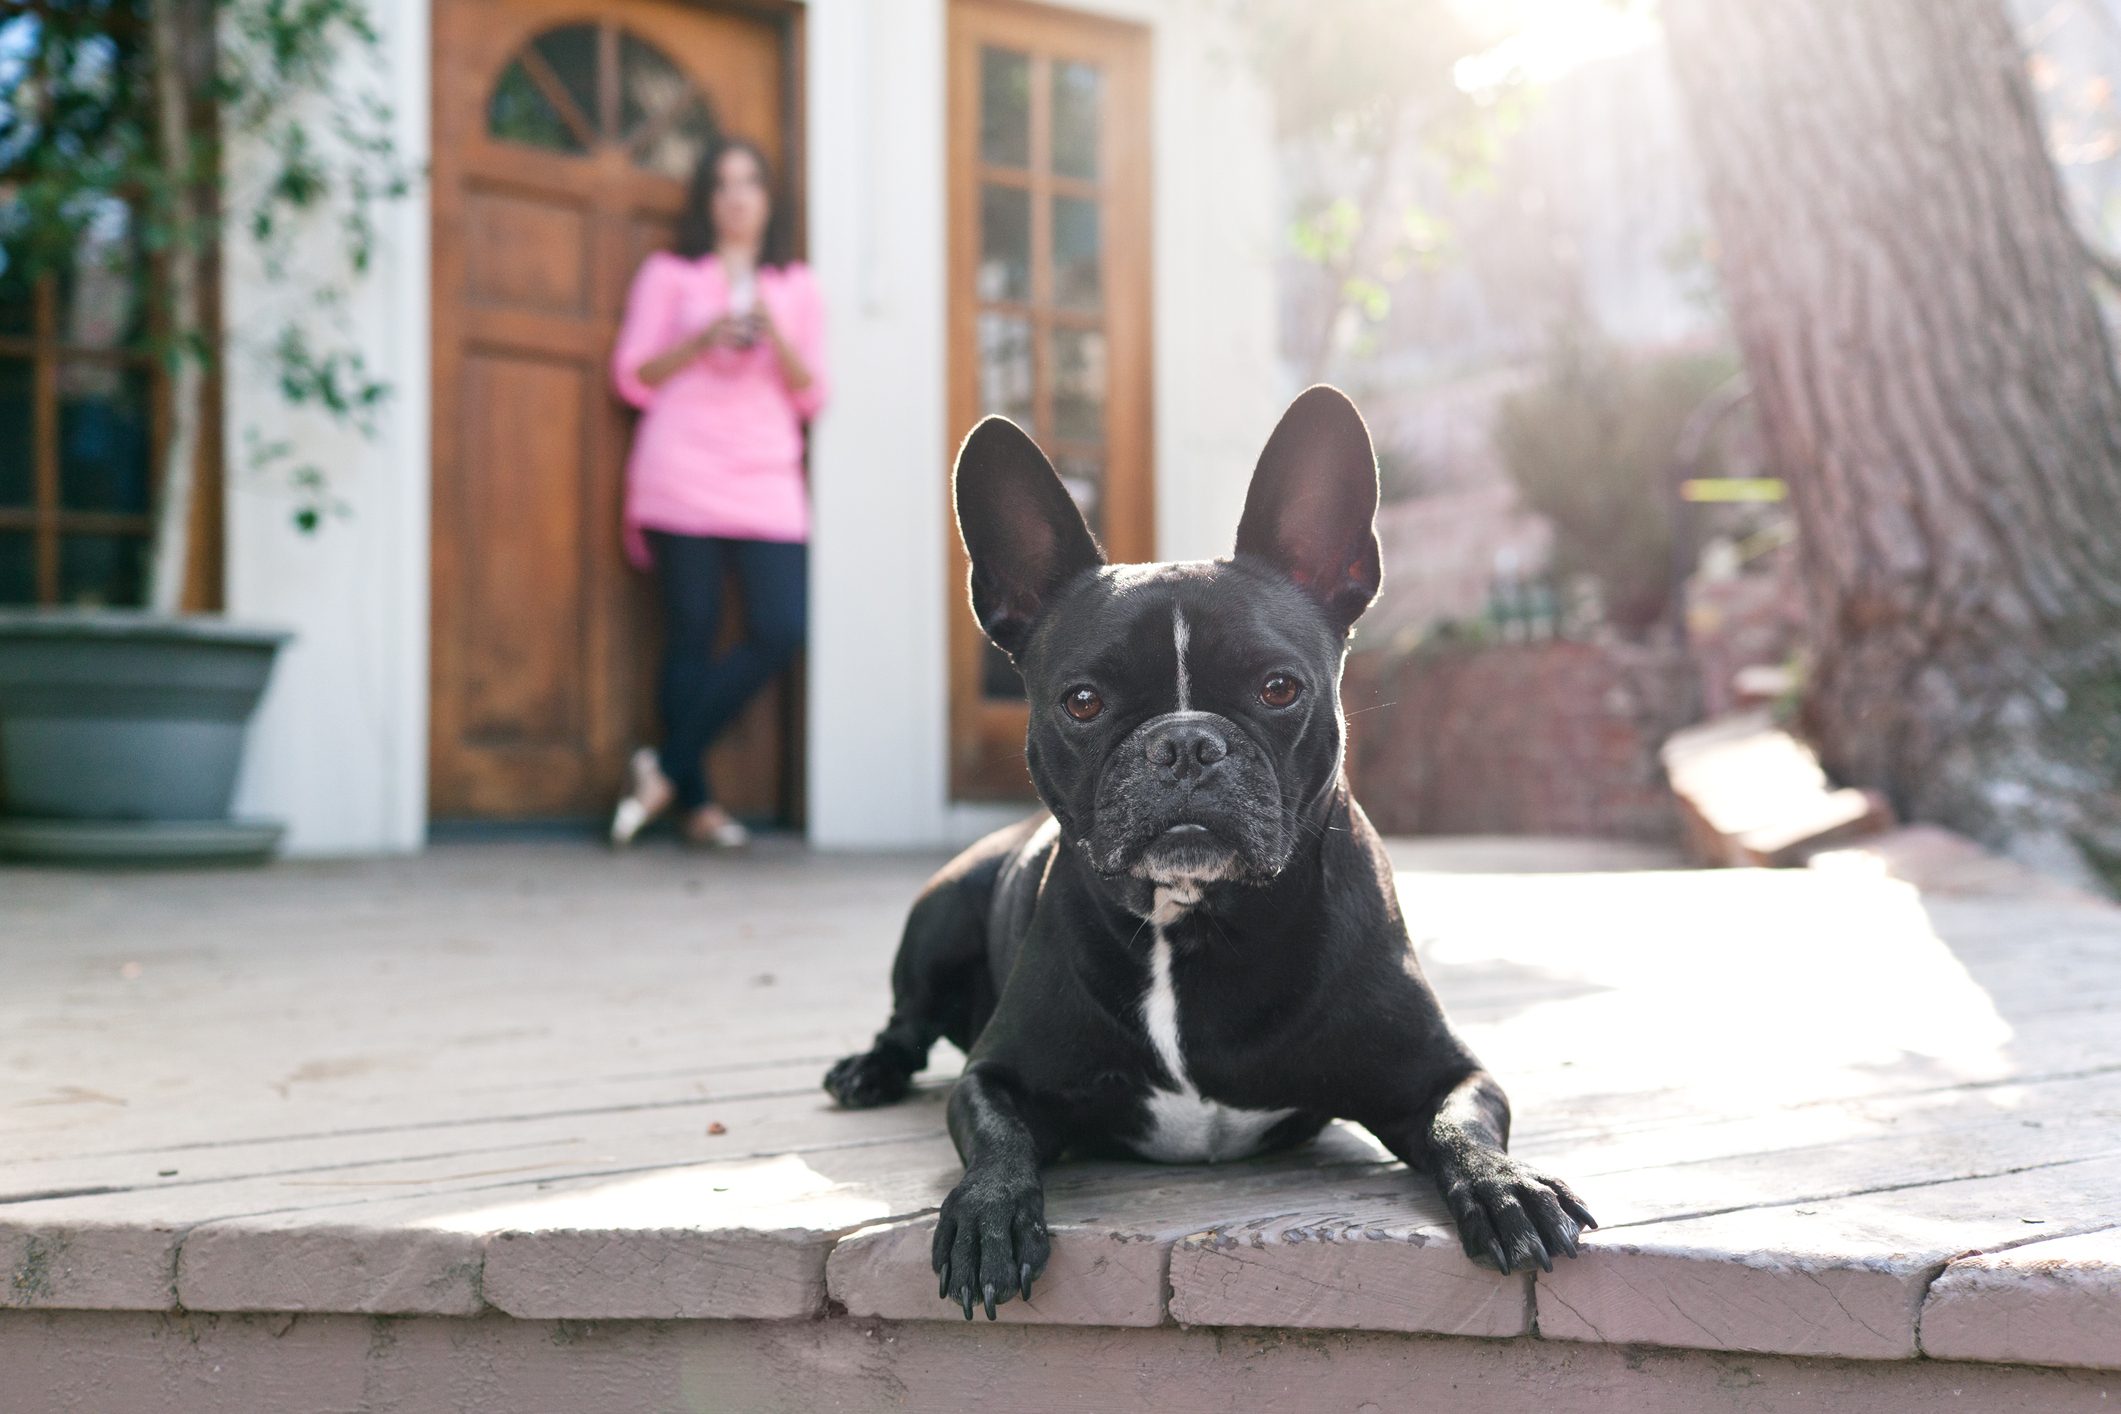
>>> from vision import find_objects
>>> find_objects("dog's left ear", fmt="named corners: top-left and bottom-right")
top-left (1233, 385), bottom-right (1382, 634)
top-left (955, 416), bottom-right (1106, 658)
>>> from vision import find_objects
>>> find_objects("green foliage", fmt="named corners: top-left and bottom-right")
top-left (2, 0), bottom-right (416, 534)
top-left (1289, 196), bottom-right (1361, 265)
top-left (1494, 327), bottom-right (1737, 634)
top-left (1, 8), bottom-right (152, 318)
top-left (1231, 0), bottom-right (1509, 375)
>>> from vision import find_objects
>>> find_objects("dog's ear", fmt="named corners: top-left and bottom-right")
top-left (1233, 385), bottom-right (1381, 634)
top-left (955, 416), bottom-right (1105, 658)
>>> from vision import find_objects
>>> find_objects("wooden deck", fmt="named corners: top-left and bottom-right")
top-left (3, 838), bottom-right (2119, 1411)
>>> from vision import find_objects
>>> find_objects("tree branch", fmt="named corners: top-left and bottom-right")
top-left (1302, 102), bottom-right (1405, 385)
top-left (147, 0), bottom-right (205, 615)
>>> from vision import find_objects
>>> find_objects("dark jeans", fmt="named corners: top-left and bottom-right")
top-left (646, 530), bottom-right (807, 811)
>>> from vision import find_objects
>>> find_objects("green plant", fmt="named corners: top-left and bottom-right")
top-left (1494, 326), bottom-right (1736, 635)
top-left (2, 0), bottom-right (416, 609)
top-left (1229, 0), bottom-right (1516, 381)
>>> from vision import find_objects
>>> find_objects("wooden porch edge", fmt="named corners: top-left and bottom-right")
top-left (12, 847), bottom-right (2120, 1389)
top-left (3, 1307), bottom-right (2117, 1414)
top-left (6, 1200), bottom-right (2119, 1374)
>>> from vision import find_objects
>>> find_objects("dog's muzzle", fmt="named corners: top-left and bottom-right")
top-left (1082, 711), bottom-right (1288, 881)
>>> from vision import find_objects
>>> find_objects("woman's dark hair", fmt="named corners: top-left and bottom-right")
top-left (674, 136), bottom-right (794, 268)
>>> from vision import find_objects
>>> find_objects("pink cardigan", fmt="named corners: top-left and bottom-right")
top-left (610, 252), bottom-right (830, 567)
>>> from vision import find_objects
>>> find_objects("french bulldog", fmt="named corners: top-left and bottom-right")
top-left (823, 386), bottom-right (1594, 1320)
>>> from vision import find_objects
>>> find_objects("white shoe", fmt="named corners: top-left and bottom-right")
top-left (683, 804), bottom-right (751, 849)
top-left (610, 748), bottom-right (674, 847)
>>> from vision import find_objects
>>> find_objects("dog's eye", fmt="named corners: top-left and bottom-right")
top-left (1260, 673), bottom-right (1302, 709)
top-left (1063, 686), bottom-right (1105, 722)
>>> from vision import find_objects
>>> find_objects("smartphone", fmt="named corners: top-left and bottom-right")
top-left (728, 271), bottom-right (758, 347)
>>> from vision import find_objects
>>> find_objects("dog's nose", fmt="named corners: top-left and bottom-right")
top-left (1146, 719), bottom-right (1228, 780)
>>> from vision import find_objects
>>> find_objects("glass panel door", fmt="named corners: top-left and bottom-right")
top-left (948, 1), bottom-right (1151, 799)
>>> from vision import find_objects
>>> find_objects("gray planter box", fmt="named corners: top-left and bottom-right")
top-left (0, 612), bottom-right (291, 859)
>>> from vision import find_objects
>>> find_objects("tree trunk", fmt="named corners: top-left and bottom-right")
top-left (147, 0), bottom-right (204, 616)
top-left (1662, 0), bottom-right (2121, 884)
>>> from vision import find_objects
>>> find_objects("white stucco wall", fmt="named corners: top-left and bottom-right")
top-left (218, 0), bottom-right (1278, 854)
top-left (803, 0), bottom-right (959, 851)
top-left (221, 0), bottom-right (431, 855)
top-left (806, 0), bottom-right (1284, 849)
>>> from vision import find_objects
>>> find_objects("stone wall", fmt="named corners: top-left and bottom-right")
top-left (1344, 639), bottom-right (1698, 840)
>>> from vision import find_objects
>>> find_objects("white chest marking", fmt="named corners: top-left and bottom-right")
top-left (1173, 606), bottom-right (1191, 712)
top-left (1132, 918), bottom-right (1297, 1164)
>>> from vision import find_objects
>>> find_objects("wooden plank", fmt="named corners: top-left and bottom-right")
top-left (1167, 1208), bottom-right (1527, 1337)
top-left (4, 1090), bottom-right (952, 1316)
top-left (830, 1215), bottom-right (1170, 1327)
top-left (1165, 1067), bottom-right (2117, 1339)
top-left (1412, 869), bottom-right (2121, 1135)
top-left (15, 1064), bottom-right (2115, 1331)
top-left (1, 1061), bottom-right (938, 1199)
top-left (1520, 1070), bottom-right (2121, 1223)
top-left (1812, 824), bottom-right (2112, 905)
top-left (1537, 1158), bottom-right (2121, 1361)
top-left (179, 1133), bottom-right (959, 1319)
top-left (0, 859), bottom-right (939, 1161)
top-left (1659, 712), bottom-right (1893, 865)
top-left (469, 1149), bottom-right (951, 1320)
top-left (0, 1203), bottom-right (189, 1312)
top-left (829, 1128), bottom-right (1412, 1329)
top-left (27, 1059), bottom-right (2111, 1329)
top-left (1920, 1226), bottom-right (2121, 1370)
top-left (179, 1218), bottom-right (487, 1317)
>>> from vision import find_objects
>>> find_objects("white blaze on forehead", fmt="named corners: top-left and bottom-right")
top-left (1173, 605), bottom-right (1191, 711)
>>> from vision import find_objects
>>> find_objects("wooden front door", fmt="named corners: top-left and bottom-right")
top-left (430, 0), bottom-right (802, 821)
top-left (946, 0), bottom-right (1153, 800)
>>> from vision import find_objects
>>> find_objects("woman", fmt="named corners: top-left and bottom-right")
top-left (608, 137), bottom-right (828, 847)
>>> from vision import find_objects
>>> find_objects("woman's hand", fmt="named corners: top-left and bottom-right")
top-left (753, 307), bottom-right (815, 392)
top-left (635, 316), bottom-right (754, 388)
top-left (703, 313), bottom-right (763, 351)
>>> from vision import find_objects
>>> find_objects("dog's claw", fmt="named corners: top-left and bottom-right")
top-left (933, 1172), bottom-right (1050, 1319)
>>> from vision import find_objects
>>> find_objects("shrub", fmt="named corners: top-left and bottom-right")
top-left (1495, 327), bottom-right (1737, 635)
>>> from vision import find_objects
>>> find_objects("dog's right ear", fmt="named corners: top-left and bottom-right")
top-left (954, 417), bottom-right (1106, 658)
top-left (1233, 385), bottom-right (1381, 635)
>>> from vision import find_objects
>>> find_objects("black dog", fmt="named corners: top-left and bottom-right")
top-left (824, 387), bottom-right (1593, 1320)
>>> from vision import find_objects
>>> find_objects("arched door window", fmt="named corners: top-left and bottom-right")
top-left (486, 23), bottom-right (720, 179)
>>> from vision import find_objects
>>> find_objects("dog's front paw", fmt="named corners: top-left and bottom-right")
top-left (823, 1049), bottom-right (913, 1109)
top-left (1439, 1154), bottom-right (1596, 1275)
top-left (931, 1171), bottom-right (1050, 1320)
